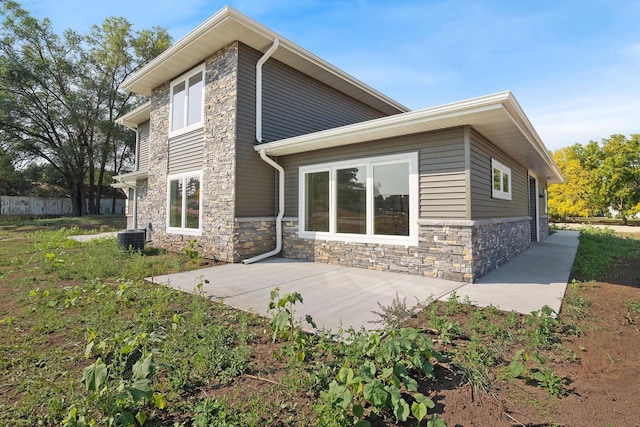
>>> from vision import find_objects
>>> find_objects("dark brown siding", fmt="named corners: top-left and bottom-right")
top-left (168, 128), bottom-right (203, 174)
top-left (279, 128), bottom-right (467, 219)
top-left (234, 43), bottom-right (390, 217)
top-left (137, 120), bottom-right (150, 171)
top-left (469, 129), bottom-right (528, 219)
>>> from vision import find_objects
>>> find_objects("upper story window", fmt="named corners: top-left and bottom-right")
top-left (170, 65), bottom-right (204, 135)
top-left (491, 158), bottom-right (512, 200)
top-left (299, 152), bottom-right (418, 246)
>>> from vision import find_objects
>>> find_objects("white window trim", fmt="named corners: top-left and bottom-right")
top-left (166, 170), bottom-right (203, 236)
top-left (491, 158), bottom-right (512, 200)
top-left (544, 188), bottom-right (548, 214)
top-left (298, 152), bottom-right (419, 246)
top-left (168, 64), bottom-right (205, 138)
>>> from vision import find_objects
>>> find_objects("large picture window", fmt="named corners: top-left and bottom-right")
top-left (491, 158), bottom-right (512, 200)
top-left (167, 171), bottom-right (202, 234)
top-left (170, 65), bottom-right (204, 135)
top-left (299, 153), bottom-right (418, 245)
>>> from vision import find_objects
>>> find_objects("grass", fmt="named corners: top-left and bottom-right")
top-left (1, 216), bottom-right (638, 426)
top-left (571, 226), bottom-right (640, 280)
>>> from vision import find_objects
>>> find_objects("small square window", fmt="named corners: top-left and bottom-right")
top-left (491, 158), bottom-right (512, 200)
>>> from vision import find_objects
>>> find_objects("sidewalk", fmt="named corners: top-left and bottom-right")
top-left (445, 230), bottom-right (580, 314)
top-left (149, 230), bottom-right (580, 331)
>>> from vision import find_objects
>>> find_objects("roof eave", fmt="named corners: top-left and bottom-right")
top-left (255, 91), bottom-right (564, 184)
top-left (121, 6), bottom-right (407, 115)
top-left (116, 101), bottom-right (151, 130)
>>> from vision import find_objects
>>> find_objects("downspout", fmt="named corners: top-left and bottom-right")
top-left (243, 38), bottom-right (282, 264)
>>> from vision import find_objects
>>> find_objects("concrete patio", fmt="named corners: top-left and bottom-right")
top-left (148, 230), bottom-right (580, 332)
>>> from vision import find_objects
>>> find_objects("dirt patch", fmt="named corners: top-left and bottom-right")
top-left (422, 257), bottom-right (640, 427)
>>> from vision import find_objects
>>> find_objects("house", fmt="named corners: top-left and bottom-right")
top-left (112, 6), bottom-right (563, 283)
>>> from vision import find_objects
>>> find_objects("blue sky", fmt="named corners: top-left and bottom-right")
top-left (23, 0), bottom-right (640, 151)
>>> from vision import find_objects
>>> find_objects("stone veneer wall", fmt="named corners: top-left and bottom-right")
top-left (233, 217), bottom-right (277, 261)
top-left (539, 215), bottom-right (549, 241)
top-left (470, 217), bottom-right (531, 279)
top-left (125, 179), bottom-right (149, 231)
top-left (142, 43), bottom-right (240, 262)
top-left (282, 217), bottom-right (532, 283)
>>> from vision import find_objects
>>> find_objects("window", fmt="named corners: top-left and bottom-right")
top-left (170, 66), bottom-right (204, 135)
top-left (167, 172), bottom-right (202, 234)
top-left (299, 153), bottom-right (418, 245)
top-left (491, 158), bottom-right (512, 200)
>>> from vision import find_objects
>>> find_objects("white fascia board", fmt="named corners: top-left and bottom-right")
top-left (120, 6), bottom-right (407, 115)
top-left (116, 102), bottom-right (151, 130)
top-left (502, 95), bottom-right (564, 184)
top-left (113, 170), bottom-right (148, 182)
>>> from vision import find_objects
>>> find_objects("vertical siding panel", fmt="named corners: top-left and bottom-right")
top-left (469, 129), bottom-right (528, 218)
top-left (137, 120), bottom-right (150, 171)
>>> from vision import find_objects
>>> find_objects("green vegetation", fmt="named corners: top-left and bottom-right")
top-left (2, 217), bottom-right (639, 425)
top-left (548, 134), bottom-right (640, 223)
top-left (571, 227), bottom-right (640, 280)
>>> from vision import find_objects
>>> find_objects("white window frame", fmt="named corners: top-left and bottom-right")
top-left (166, 170), bottom-right (203, 236)
top-left (491, 158), bottom-right (512, 200)
top-left (169, 64), bottom-right (205, 138)
top-left (298, 152), bottom-right (419, 246)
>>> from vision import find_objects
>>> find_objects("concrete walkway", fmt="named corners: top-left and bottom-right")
top-left (68, 232), bottom-right (118, 242)
top-left (148, 230), bottom-right (580, 332)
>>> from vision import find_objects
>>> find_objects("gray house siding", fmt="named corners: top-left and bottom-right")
top-left (234, 42), bottom-right (390, 217)
top-left (137, 120), bottom-right (150, 171)
top-left (168, 128), bottom-right (204, 174)
top-left (279, 127), bottom-right (466, 219)
top-left (469, 129), bottom-right (528, 219)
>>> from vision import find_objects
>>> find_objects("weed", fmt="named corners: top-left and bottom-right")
top-left (182, 239), bottom-right (201, 264)
top-left (625, 299), bottom-right (640, 314)
top-left (526, 306), bottom-right (560, 348)
top-left (564, 293), bottom-right (591, 320)
top-left (370, 292), bottom-right (414, 331)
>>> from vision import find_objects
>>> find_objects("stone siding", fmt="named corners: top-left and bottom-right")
top-left (471, 218), bottom-right (531, 278)
top-left (139, 43), bottom-right (240, 262)
top-left (282, 217), bottom-right (531, 283)
top-left (233, 218), bottom-right (277, 261)
top-left (539, 215), bottom-right (549, 241)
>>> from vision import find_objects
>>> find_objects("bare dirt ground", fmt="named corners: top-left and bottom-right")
top-left (425, 254), bottom-right (640, 427)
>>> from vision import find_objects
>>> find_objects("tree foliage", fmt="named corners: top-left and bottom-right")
top-left (549, 134), bottom-right (640, 223)
top-left (0, 0), bottom-right (170, 215)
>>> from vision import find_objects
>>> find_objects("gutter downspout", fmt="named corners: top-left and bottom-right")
top-left (243, 38), bottom-right (282, 264)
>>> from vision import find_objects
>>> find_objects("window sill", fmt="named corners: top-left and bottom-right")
top-left (169, 123), bottom-right (203, 139)
top-left (166, 227), bottom-right (202, 237)
top-left (298, 231), bottom-right (418, 247)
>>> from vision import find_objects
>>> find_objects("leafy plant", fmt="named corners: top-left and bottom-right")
top-left (317, 328), bottom-right (445, 425)
top-left (526, 305), bottom-right (560, 348)
top-left (182, 239), bottom-right (201, 264)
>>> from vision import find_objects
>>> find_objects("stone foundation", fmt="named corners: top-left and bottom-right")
top-left (282, 216), bottom-right (531, 283)
top-left (233, 217), bottom-right (276, 261)
top-left (539, 215), bottom-right (549, 241)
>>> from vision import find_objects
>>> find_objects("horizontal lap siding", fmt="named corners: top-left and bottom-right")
top-left (235, 43), bottom-right (389, 217)
top-left (279, 128), bottom-right (466, 219)
top-left (236, 43), bottom-right (275, 216)
top-left (168, 129), bottom-right (203, 174)
top-left (470, 129), bottom-right (528, 218)
top-left (137, 120), bottom-right (150, 171)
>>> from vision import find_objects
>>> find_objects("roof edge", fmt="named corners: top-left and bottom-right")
top-left (121, 6), bottom-right (408, 114)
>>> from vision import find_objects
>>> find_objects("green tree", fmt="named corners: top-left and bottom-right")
top-left (597, 134), bottom-right (640, 224)
top-left (0, 0), bottom-right (170, 215)
top-left (548, 144), bottom-right (603, 220)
